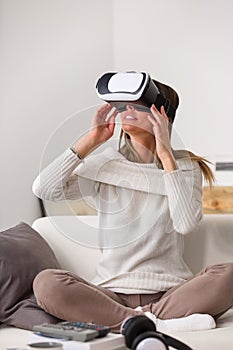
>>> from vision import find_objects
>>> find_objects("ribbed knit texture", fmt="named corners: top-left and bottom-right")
top-left (32, 147), bottom-right (203, 293)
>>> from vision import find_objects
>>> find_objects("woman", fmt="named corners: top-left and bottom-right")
top-left (32, 75), bottom-right (233, 333)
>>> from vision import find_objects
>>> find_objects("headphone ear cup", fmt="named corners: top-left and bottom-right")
top-left (132, 331), bottom-right (169, 350)
top-left (121, 315), bottom-right (156, 349)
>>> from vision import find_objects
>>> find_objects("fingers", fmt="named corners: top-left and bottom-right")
top-left (147, 104), bottom-right (160, 126)
top-left (149, 104), bottom-right (169, 125)
top-left (96, 103), bottom-right (112, 119)
top-left (108, 114), bottom-right (117, 134)
top-left (106, 107), bottom-right (118, 122)
top-left (96, 103), bottom-right (118, 122)
top-left (151, 104), bottom-right (168, 120)
top-left (92, 104), bottom-right (113, 127)
top-left (147, 114), bottom-right (157, 126)
top-left (92, 104), bottom-right (118, 136)
top-left (160, 105), bottom-right (166, 116)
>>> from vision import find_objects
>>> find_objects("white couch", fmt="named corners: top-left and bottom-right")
top-left (0, 214), bottom-right (233, 350)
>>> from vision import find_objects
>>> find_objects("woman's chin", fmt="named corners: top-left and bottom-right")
top-left (122, 124), bottom-right (150, 135)
top-left (122, 123), bottom-right (142, 133)
top-left (122, 124), bottom-right (135, 132)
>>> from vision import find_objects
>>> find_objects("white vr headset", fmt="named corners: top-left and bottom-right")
top-left (96, 71), bottom-right (176, 121)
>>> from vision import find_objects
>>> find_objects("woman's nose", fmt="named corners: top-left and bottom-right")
top-left (126, 104), bottom-right (135, 111)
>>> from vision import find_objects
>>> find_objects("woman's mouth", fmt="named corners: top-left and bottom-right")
top-left (124, 115), bottom-right (137, 121)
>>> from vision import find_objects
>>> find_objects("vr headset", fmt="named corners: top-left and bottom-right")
top-left (96, 71), bottom-right (176, 122)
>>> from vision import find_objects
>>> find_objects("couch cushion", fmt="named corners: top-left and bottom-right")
top-left (32, 214), bottom-right (233, 278)
top-left (184, 214), bottom-right (233, 273)
top-left (0, 222), bottom-right (61, 329)
top-left (168, 308), bottom-right (233, 350)
top-left (0, 309), bottom-right (233, 350)
top-left (32, 215), bottom-right (101, 280)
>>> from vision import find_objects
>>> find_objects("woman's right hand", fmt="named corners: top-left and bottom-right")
top-left (73, 104), bottom-right (118, 158)
top-left (89, 103), bottom-right (118, 145)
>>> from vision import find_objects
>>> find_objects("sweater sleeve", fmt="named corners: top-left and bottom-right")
top-left (32, 148), bottom-right (96, 201)
top-left (163, 162), bottom-right (203, 235)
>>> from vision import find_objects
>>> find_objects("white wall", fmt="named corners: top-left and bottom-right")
top-left (0, 0), bottom-right (114, 230)
top-left (1, 0), bottom-right (233, 230)
top-left (112, 0), bottom-right (233, 170)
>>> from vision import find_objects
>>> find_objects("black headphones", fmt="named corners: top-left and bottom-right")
top-left (121, 315), bottom-right (193, 350)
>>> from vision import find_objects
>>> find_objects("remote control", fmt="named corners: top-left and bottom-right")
top-left (33, 321), bottom-right (110, 342)
top-left (59, 321), bottom-right (110, 338)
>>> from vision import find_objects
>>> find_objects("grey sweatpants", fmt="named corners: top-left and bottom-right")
top-left (33, 263), bottom-right (233, 333)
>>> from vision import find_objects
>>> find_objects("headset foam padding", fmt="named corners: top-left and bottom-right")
top-left (132, 331), bottom-right (169, 350)
top-left (121, 315), bottom-right (156, 349)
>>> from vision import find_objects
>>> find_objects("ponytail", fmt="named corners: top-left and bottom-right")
top-left (188, 151), bottom-right (215, 187)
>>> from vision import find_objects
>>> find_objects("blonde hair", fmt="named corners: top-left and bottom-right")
top-left (118, 130), bottom-right (215, 187)
top-left (118, 77), bottom-right (215, 186)
top-left (186, 151), bottom-right (215, 187)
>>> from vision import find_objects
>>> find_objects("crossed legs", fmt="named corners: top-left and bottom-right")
top-left (33, 263), bottom-right (233, 333)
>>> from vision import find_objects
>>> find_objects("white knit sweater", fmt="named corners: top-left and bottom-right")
top-left (32, 147), bottom-right (203, 294)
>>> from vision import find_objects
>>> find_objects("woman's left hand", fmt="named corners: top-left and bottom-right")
top-left (147, 105), bottom-right (177, 172)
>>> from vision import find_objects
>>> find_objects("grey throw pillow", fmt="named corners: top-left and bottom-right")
top-left (0, 222), bottom-right (61, 329)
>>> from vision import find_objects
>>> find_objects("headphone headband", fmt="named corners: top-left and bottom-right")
top-left (121, 315), bottom-right (193, 350)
